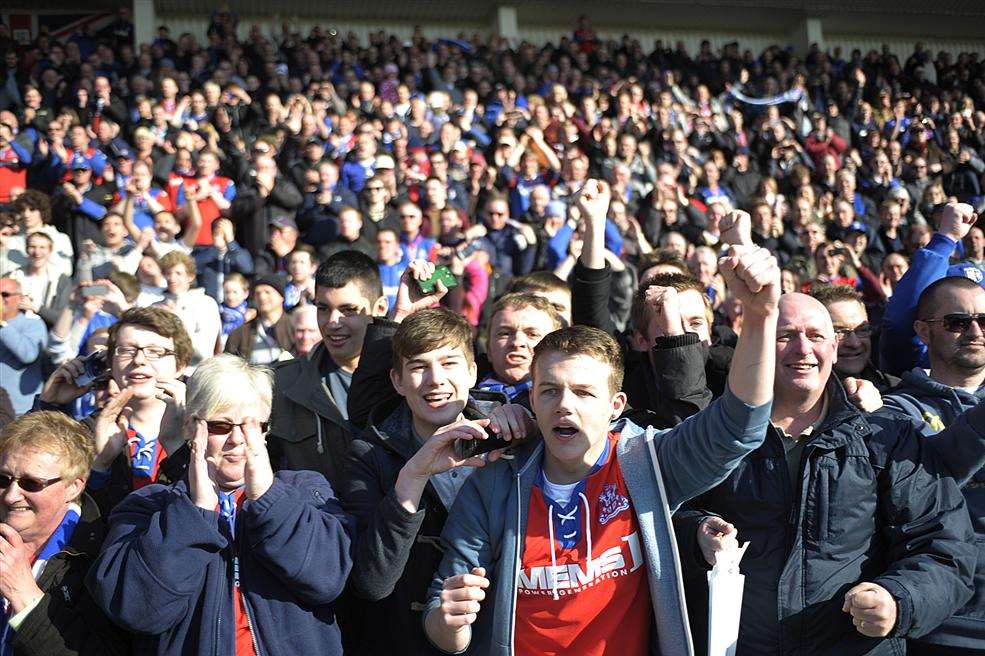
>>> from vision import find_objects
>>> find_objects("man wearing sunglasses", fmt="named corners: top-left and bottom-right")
top-left (882, 275), bottom-right (985, 655)
top-left (0, 277), bottom-right (47, 415)
top-left (0, 411), bottom-right (128, 654)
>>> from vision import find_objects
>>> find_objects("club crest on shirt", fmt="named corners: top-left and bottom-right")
top-left (598, 483), bottom-right (629, 525)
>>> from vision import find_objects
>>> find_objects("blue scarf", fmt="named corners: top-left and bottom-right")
top-left (477, 377), bottom-right (532, 401)
top-left (128, 427), bottom-right (159, 481)
top-left (0, 505), bottom-right (81, 655)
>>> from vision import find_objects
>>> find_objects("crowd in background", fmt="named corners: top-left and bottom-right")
top-left (1, 8), bottom-right (985, 656)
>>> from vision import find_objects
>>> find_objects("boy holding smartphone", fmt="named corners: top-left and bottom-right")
top-left (340, 303), bottom-right (528, 655)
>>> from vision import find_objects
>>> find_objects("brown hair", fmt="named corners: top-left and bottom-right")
top-left (507, 271), bottom-right (570, 297)
top-left (107, 307), bottom-right (194, 369)
top-left (0, 411), bottom-right (94, 493)
top-left (487, 293), bottom-right (563, 343)
top-left (809, 284), bottom-right (864, 307)
top-left (12, 189), bottom-right (52, 224)
top-left (631, 272), bottom-right (711, 333)
top-left (392, 308), bottom-right (474, 372)
top-left (532, 325), bottom-right (624, 394)
top-left (637, 248), bottom-right (689, 280)
top-left (159, 250), bottom-right (197, 277)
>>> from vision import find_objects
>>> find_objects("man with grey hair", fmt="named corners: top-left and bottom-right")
top-left (681, 292), bottom-right (981, 654)
top-left (290, 304), bottom-right (321, 358)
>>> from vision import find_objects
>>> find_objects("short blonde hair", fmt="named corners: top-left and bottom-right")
top-left (183, 354), bottom-right (273, 436)
top-left (0, 412), bottom-right (94, 495)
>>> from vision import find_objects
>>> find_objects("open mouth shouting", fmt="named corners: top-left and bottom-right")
top-left (552, 421), bottom-right (580, 441)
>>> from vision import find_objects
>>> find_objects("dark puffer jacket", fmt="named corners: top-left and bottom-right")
top-left (882, 367), bottom-right (985, 651)
top-left (679, 378), bottom-right (980, 656)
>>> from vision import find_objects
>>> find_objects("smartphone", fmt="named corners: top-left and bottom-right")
top-left (417, 265), bottom-right (459, 294)
top-left (81, 284), bottom-right (109, 298)
top-left (457, 240), bottom-right (484, 259)
top-left (454, 428), bottom-right (511, 460)
top-left (74, 349), bottom-right (108, 387)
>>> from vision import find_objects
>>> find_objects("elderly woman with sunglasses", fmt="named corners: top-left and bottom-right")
top-left (87, 354), bottom-right (354, 656)
top-left (0, 411), bottom-right (128, 655)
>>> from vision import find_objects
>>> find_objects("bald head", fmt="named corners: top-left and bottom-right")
top-left (778, 293), bottom-right (834, 334)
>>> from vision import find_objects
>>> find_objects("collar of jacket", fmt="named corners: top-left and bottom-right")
top-left (780, 376), bottom-right (871, 451)
top-left (279, 342), bottom-right (347, 427)
top-left (58, 492), bottom-right (104, 559)
top-left (899, 366), bottom-right (985, 403)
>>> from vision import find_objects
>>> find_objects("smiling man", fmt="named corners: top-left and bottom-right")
top-left (423, 238), bottom-right (782, 655)
top-left (268, 250), bottom-right (388, 490)
top-left (679, 292), bottom-right (979, 655)
top-left (476, 293), bottom-right (563, 406)
top-left (810, 285), bottom-right (899, 392)
top-left (882, 276), bottom-right (985, 655)
top-left (340, 307), bottom-right (526, 654)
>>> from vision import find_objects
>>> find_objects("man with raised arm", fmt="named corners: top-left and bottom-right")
top-left (423, 180), bottom-right (781, 656)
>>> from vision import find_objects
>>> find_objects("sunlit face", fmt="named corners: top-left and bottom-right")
top-left (916, 285), bottom-right (985, 376)
top-left (391, 344), bottom-right (477, 436)
top-left (314, 281), bottom-right (387, 371)
top-left (826, 300), bottom-right (871, 376)
top-left (222, 280), bottom-right (248, 307)
top-left (532, 352), bottom-right (626, 480)
top-left (291, 311), bottom-right (321, 356)
top-left (775, 295), bottom-right (837, 400)
top-left (0, 448), bottom-right (84, 548)
top-left (101, 214), bottom-right (126, 246)
top-left (253, 284), bottom-right (283, 315)
top-left (164, 263), bottom-right (192, 294)
top-left (202, 405), bottom-right (266, 490)
top-left (376, 231), bottom-right (401, 263)
top-left (25, 234), bottom-right (52, 266)
top-left (488, 306), bottom-right (557, 385)
top-left (110, 325), bottom-right (179, 400)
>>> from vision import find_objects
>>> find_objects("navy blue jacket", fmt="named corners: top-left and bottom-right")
top-left (86, 471), bottom-right (354, 656)
top-left (193, 241), bottom-right (255, 301)
top-left (883, 368), bottom-right (985, 650)
top-left (680, 379), bottom-right (978, 656)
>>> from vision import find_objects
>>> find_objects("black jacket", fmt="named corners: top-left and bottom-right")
top-left (678, 378), bottom-right (979, 656)
top-left (9, 493), bottom-right (129, 656)
top-left (268, 343), bottom-right (353, 490)
top-left (340, 397), bottom-right (500, 655)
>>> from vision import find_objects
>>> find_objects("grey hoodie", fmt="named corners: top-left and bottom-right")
top-left (424, 387), bottom-right (771, 656)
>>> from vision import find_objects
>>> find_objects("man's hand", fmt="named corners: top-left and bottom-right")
top-left (720, 210), bottom-right (753, 247)
top-left (243, 417), bottom-right (274, 500)
top-left (718, 246), bottom-right (780, 319)
top-left (938, 202), bottom-right (978, 243)
top-left (402, 419), bottom-right (494, 481)
top-left (697, 516), bottom-right (739, 566)
top-left (0, 524), bottom-right (44, 614)
top-left (390, 260), bottom-right (448, 322)
top-left (438, 567), bottom-right (490, 630)
top-left (39, 356), bottom-right (92, 406)
top-left (645, 286), bottom-right (686, 338)
top-left (92, 388), bottom-right (136, 471)
top-left (843, 582), bottom-right (898, 637)
top-left (577, 179), bottom-right (610, 230)
top-left (487, 404), bottom-right (535, 444)
top-left (844, 377), bottom-right (883, 412)
top-left (189, 419), bottom-right (219, 511)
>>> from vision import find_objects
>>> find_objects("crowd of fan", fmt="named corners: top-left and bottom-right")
top-left (1, 10), bottom-right (985, 656)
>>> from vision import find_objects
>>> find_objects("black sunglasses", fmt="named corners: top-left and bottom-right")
top-left (0, 473), bottom-right (63, 493)
top-left (202, 419), bottom-right (270, 435)
top-left (923, 313), bottom-right (985, 333)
